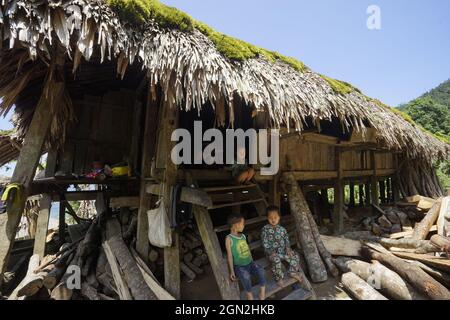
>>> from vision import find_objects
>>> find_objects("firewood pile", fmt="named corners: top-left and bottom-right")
top-left (6, 209), bottom-right (175, 300)
top-left (325, 195), bottom-right (450, 300)
top-left (178, 224), bottom-right (210, 281)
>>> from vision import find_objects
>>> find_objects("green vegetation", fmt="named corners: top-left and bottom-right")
top-left (398, 79), bottom-right (450, 189)
top-left (320, 75), bottom-right (361, 95)
top-left (106, 0), bottom-right (307, 71)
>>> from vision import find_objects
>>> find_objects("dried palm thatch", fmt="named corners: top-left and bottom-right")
top-left (0, 0), bottom-right (448, 166)
top-left (0, 130), bottom-right (21, 167)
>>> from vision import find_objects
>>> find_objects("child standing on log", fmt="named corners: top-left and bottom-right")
top-left (225, 213), bottom-right (266, 300)
top-left (261, 205), bottom-right (303, 287)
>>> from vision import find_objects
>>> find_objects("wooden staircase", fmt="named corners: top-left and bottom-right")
top-left (186, 175), bottom-right (313, 300)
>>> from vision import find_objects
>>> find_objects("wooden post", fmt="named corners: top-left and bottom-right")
top-left (33, 151), bottom-right (57, 259)
top-left (379, 180), bottom-right (386, 204)
top-left (386, 178), bottom-right (392, 203)
top-left (269, 175), bottom-right (281, 208)
top-left (192, 205), bottom-right (240, 299)
top-left (0, 50), bottom-right (65, 284)
top-left (136, 88), bottom-right (159, 261)
top-left (58, 200), bottom-right (66, 246)
top-left (349, 181), bottom-right (355, 208)
top-left (358, 184), bottom-right (364, 207)
top-left (160, 103), bottom-right (180, 299)
top-left (333, 148), bottom-right (344, 234)
top-left (370, 151), bottom-right (379, 207)
top-left (365, 183), bottom-right (371, 206)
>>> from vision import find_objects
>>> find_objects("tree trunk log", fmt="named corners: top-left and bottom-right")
top-left (105, 218), bottom-right (157, 300)
top-left (413, 200), bottom-right (442, 240)
top-left (361, 247), bottom-right (450, 299)
top-left (341, 272), bottom-right (388, 300)
top-left (379, 238), bottom-right (440, 254)
top-left (283, 173), bottom-right (327, 283)
top-left (8, 254), bottom-right (44, 299)
top-left (335, 257), bottom-right (425, 300)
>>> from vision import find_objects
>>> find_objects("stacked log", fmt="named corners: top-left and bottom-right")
top-left (6, 210), bottom-right (174, 300)
top-left (178, 224), bottom-right (209, 281)
top-left (331, 204), bottom-right (450, 300)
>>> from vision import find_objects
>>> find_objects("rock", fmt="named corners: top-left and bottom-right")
top-left (372, 223), bottom-right (382, 236)
top-left (390, 224), bottom-right (402, 234)
top-left (384, 211), bottom-right (400, 224)
top-left (378, 216), bottom-right (392, 229)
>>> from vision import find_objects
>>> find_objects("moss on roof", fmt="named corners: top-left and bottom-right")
top-left (320, 75), bottom-right (361, 95)
top-left (106, 0), bottom-right (307, 72)
top-left (368, 98), bottom-right (449, 145)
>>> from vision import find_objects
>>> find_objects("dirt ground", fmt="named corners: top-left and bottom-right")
top-left (180, 265), bottom-right (351, 300)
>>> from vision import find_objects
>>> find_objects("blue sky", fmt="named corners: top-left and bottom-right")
top-left (1, 0), bottom-right (449, 173)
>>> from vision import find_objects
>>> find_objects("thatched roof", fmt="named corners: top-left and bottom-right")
top-left (0, 130), bottom-right (20, 167)
top-left (0, 0), bottom-right (448, 164)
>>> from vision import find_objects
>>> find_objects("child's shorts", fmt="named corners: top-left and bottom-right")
top-left (234, 261), bottom-right (266, 293)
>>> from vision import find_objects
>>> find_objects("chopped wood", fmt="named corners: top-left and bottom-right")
top-left (341, 272), bottom-right (388, 300)
top-left (430, 235), bottom-right (450, 253)
top-left (102, 241), bottom-right (132, 300)
top-left (8, 254), bottom-right (44, 300)
top-left (105, 218), bottom-right (157, 300)
top-left (362, 247), bottom-right (450, 299)
top-left (335, 257), bottom-right (424, 300)
top-left (412, 200), bottom-right (442, 240)
top-left (437, 197), bottom-right (450, 236)
top-left (320, 235), bottom-right (361, 257)
top-left (379, 238), bottom-right (440, 254)
top-left (391, 251), bottom-right (450, 273)
top-left (180, 262), bottom-right (196, 281)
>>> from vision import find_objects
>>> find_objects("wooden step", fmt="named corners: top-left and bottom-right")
top-left (249, 228), bottom-right (296, 251)
top-left (202, 184), bottom-right (257, 193)
top-left (214, 216), bottom-right (268, 233)
top-left (282, 288), bottom-right (313, 300)
top-left (240, 274), bottom-right (299, 300)
top-left (208, 198), bottom-right (265, 210)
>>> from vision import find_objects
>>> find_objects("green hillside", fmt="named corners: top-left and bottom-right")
top-left (398, 79), bottom-right (450, 189)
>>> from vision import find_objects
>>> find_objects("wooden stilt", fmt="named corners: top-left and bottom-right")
top-left (136, 88), bottom-right (159, 261)
top-left (269, 175), bottom-right (281, 208)
top-left (0, 51), bottom-right (65, 285)
top-left (365, 183), bottom-right (371, 206)
top-left (160, 104), bottom-right (180, 299)
top-left (386, 178), bottom-right (392, 203)
top-left (58, 200), bottom-right (66, 246)
top-left (349, 181), bottom-right (355, 208)
top-left (370, 151), bottom-right (379, 207)
top-left (33, 151), bottom-right (57, 259)
top-left (333, 148), bottom-right (344, 234)
top-left (359, 185), bottom-right (364, 207)
top-left (379, 180), bottom-right (386, 204)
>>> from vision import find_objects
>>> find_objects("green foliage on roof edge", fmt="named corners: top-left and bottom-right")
top-left (106, 0), bottom-right (307, 71)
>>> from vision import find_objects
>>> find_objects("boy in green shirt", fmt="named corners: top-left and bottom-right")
top-left (225, 213), bottom-right (266, 300)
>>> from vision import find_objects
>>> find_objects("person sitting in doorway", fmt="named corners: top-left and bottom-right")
top-left (225, 213), bottom-right (266, 300)
top-left (261, 205), bottom-right (303, 287)
top-left (230, 145), bottom-right (255, 184)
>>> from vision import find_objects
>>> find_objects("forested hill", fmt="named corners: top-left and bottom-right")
top-left (398, 79), bottom-right (450, 189)
top-left (398, 79), bottom-right (450, 142)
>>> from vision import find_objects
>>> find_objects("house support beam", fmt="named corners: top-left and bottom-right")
top-left (0, 50), bottom-right (65, 286)
top-left (33, 151), bottom-right (57, 259)
top-left (333, 148), bottom-right (344, 234)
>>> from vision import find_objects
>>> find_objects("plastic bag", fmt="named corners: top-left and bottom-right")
top-left (147, 199), bottom-right (172, 248)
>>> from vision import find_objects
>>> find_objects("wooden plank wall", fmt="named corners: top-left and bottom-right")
top-left (281, 137), bottom-right (395, 172)
top-left (57, 89), bottom-right (135, 174)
